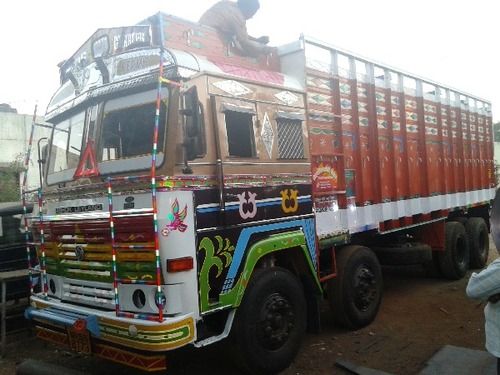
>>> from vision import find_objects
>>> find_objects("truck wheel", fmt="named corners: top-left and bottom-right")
top-left (327, 246), bottom-right (382, 329)
top-left (450, 216), bottom-right (468, 226)
top-left (438, 222), bottom-right (470, 279)
top-left (230, 267), bottom-right (306, 375)
top-left (423, 252), bottom-right (443, 278)
top-left (466, 217), bottom-right (489, 269)
top-left (373, 243), bottom-right (432, 265)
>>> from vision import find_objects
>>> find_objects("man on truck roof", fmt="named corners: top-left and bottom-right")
top-left (199, 0), bottom-right (272, 57)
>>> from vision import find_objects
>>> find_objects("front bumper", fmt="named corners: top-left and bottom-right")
top-left (26, 295), bottom-right (196, 372)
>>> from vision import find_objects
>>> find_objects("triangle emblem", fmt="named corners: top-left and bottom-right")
top-left (73, 139), bottom-right (100, 179)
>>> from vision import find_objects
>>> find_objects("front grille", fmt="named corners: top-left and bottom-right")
top-left (34, 214), bottom-right (156, 309)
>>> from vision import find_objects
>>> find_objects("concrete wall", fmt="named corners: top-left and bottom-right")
top-left (495, 142), bottom-right (500, 165)
top-left (494, 142), bottom-right (500, 185)
top-left (0, 112), bottom-right (51, 195)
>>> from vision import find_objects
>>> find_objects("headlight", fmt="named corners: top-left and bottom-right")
top-left (118, 285), bottom-right (175, 314)
top-left (132, 289), bottom-right (146, 309)
top-left (49, 279), bottom-right (57, 294)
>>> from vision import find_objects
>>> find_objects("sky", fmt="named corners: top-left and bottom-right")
top-left (1, 0), bottom-right (499, 122)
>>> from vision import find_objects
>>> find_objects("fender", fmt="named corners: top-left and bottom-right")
top-left (219, 230), bottom-right (321, 308)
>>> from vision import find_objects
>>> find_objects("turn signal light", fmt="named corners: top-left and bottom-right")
top-left (72, 318), bottom-right (87, 333)
top-left (167, 257), bottom-right (194, 272)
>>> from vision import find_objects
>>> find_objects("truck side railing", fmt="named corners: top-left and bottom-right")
top-left (21, 107), bottom-right (43, 295)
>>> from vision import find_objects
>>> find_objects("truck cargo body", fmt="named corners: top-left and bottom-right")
top-left (24, 13), bottom-right (494, 374)
top-left (279, 38), bottom-right (494, 239)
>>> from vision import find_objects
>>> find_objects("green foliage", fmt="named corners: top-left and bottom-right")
top-left (494, 122), bottom-right (500, 142)
top-left (0, 154), bottom-right (24, 203)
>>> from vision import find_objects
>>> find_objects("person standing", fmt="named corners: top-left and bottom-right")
top-left (199, 0), bottom-right (272, 57)
top-left (466, 256), bottom-right (500, 374)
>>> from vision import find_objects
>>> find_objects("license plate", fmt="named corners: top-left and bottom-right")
top-left (67, 328), bottom-right (91, 354)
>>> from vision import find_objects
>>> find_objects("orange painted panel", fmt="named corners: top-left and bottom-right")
top-left (391, 92), bottom-right (409, 199)
top-left (375, 86), bottom-right (395, 201)
top-left (423, 99), bottom-right (441, 195)
top-left (407, 138), bottom-right (422, 198)
top-left (357, 81), bottom-right (376, 205)
top-left (477, 113), bottom-right (487, 189)
top-left (305, 71), bottom-right (493, 216)
top-left (440, 104), bottom-right (454, 193)
top-left (450, 108), bottom-right (465, 192)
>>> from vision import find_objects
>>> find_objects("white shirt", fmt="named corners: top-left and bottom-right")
top-left (466, 257), bottom-right (500, 357)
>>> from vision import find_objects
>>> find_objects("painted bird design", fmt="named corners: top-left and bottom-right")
top-left (162, 199), bottom-right (188, 236)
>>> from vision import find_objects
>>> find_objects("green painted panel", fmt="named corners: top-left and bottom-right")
top-left (214, 230), bottom-right (320, 308)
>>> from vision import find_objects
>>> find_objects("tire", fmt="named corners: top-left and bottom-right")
top-left (437, 221), bottom-right (470, 280)
top-left (230, 267), bottom-right (306, 375)
top-left (422, 247), bottom-right (446, 278)
top-left (373, 243), bottom-right (432, 265)
top-left (327, 246), bottom-right (383, 329)
top-left (449, 216), bottom-right (468, 226)
top-left (466, 217), bottom-right (489, 269)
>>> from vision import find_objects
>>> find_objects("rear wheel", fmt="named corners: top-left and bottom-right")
top-left (328, 246), bottom-right (382, 329)
top-left (438, 221), bottom-right (470, 279)
top-left (373, 243), bottom-right (432, 265)
top-left (466, 217), bottom-right (489, 269)
top-left (230, 267), bottom-right (306, 375)
top-left (449, 216), bottom-right (468, 226)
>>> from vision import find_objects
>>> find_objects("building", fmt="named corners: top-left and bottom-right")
top-left (494, 122), bottom-right (500, 185)
top-left (0, 105), bottom-right (51, 201)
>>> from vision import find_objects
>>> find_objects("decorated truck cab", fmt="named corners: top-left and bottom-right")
top-left (24, 12), bottom-right (494, 374)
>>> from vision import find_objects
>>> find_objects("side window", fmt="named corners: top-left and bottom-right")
top-left (68, 115), bottom-right (85, 168)
top-left (277, 118), bottom-right (305, 159)
top-left (48, 111), bottom-right (85, 174)
top-left (225, 111), bottom-right (256, 158)
top-left (100, 91), bottom-right (167, 161)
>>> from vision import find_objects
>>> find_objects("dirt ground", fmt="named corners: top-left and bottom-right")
top-left (0, 242), bottom-right (496, 375)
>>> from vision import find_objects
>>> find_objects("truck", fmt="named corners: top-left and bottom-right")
top-left (23, 12), bottom-right (495, 374)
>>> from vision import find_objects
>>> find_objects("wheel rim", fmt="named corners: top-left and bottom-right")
top-left (353, 264), bottom-right (378, 312)
top-left (257, 293), bottom-right (295, 350)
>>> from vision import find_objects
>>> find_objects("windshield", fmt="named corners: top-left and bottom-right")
top-left (46, 88), bottom-right (168, 185)
top-left (48, 112), bottom-right (85, 174)
top-left (100, 90), bottom-right (166, 162)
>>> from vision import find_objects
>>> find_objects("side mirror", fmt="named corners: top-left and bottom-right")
top-left (41, 144), bottom-right (48, 164)
top-left (37, 138), bottom-right (49, 186)
top-left (181, 87), bottom-right (202, 164)
top-left (183, 87), bottom-right (200, 138)
top-left (184, 137), bottom-right (198, 161)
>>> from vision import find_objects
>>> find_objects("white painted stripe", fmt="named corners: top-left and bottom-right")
top-left (337, 188), bottom-right (495, 235)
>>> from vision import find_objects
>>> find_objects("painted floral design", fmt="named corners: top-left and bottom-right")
top-left (161, 199), bottom-right (188, 237)
top-left (198, 236), bottom-right (235, 312)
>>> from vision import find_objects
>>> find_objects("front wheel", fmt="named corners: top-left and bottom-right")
top-left (328, 245), bottom-right (383, 329)
top-left (230, 267), bottom-right (306, 375)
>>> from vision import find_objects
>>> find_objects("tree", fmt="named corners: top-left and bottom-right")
top-left (494, 122), bottom-right (500, 142)
top-left (0, 154), bottom-right (25, 203)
